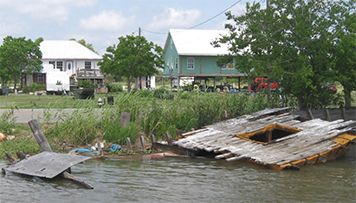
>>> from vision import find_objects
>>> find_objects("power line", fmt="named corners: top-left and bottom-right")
top-left (141, 0), bottom-right (245, 35)
top-left (188, 0), bottom-right (244, 29)
top-left (141, 28), bottom-right (167, 35)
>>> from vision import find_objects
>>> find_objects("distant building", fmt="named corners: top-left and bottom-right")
top-left (23, 40), bottom-right (103, 92)
top-left (163, 29), bottom-right (244, 88)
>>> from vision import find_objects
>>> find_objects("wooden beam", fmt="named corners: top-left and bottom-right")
top-left (28, 120), bottom-right (52, 152)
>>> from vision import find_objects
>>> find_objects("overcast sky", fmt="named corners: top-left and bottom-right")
top-left (0, 0), bottom-right (264, 54)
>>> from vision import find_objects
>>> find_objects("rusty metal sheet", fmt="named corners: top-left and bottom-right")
top-left (4, 151), bottom-right (90, 178)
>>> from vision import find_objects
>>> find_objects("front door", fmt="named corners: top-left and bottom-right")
top-left (66, 61), bottom-right (73, 73)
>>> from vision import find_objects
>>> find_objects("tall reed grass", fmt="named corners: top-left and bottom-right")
top-left (44, 90), bottom-right (280, 147)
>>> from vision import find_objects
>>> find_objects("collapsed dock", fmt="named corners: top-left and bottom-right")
top-left (172, 108), bottom-right (356, 170)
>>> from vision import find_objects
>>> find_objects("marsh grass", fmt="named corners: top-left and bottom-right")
top-left (38, 91), bottom-right (281, 150)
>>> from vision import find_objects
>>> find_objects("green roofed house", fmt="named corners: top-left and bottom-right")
top-left (163, 29), bottom-right (244, 89)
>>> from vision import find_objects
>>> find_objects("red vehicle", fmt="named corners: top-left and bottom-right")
top-left (248, 77), bottom-right (279, 93)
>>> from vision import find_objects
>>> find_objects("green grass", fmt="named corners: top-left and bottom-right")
top-left (0, 94), bottom-right (97, 109)
top-left (1, 90), bottom-right (281, 158)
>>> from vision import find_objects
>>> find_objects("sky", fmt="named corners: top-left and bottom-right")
top-left (0, 0), bottom-right (265, 54)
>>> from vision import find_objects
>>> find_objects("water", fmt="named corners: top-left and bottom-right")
top-left (1, 152), bottom-right (355, 203)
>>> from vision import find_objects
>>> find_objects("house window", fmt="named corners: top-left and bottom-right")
top-left (49, 61), bottom-right (56, 69)
top-left (85, 61), bottom-right (92, 69)
top-left (187, 57), bottom-right (195, 69)
top-left (175, 58), bottom-right (178, 69)
top-left (56, 61), bottom-right (63, 71)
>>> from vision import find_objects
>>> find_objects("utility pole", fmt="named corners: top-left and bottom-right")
top-left (138, 27), bottom-right (142, 89)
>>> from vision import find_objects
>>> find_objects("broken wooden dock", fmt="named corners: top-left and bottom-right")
top-left (173, 108), bottom-right (356, 170)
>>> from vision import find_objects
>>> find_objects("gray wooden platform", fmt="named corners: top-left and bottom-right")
top-left (4, 151), bottom-right (90, 178)
top-left (173, 108), bottom-right (356, 169)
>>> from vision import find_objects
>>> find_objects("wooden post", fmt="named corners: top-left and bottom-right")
top-left (28, 119), bottom-right (52, 152)
top-left (166, 132), bottom-right (173, 145)
top-left (324, 109), bottom-right (331, 121)
top-left (126, 137), bottom-right (132, 151)
top-left (150, 134), bottom-right (156, 150)
top-left (307, 109), bottom-right (314, 120)
top-left (139, 135), bottom-right (145, 151)
top-left (341, 108), bottom-right (346, 120)
top-left (120, 112), bottom-right (130, 127)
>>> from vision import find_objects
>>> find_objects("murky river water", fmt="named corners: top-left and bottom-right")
top-left (1, 149), bottom-right (355, 203)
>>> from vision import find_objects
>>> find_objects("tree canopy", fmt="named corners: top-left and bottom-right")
top-left (0, 36), bottom-right (43, 89)
top-left (70, 38), bottom-right (98, 54)
top-left (100, 35), bottom-right (163, 91)
top-left (216, 0), bottom-right (355, 108)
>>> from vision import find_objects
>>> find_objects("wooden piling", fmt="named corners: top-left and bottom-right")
top-left (324, 109), bottom-right (331, 121)
top-left (139, 135), bottom-right (145, 151)
top-left (307, 109), bottom-right (314, 120)
top-left (126, 137), bottom-right (132, 151)
top-left (28, 120), bottom-right (52, 152)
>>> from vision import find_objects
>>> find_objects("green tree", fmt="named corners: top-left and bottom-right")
top-left (70, 38), bottom-right (98, 54)
top-left (0, 36), bottom-right (42, 90)
top-left (100, 35), bottom-right (163, 92)
top-left (216, 0), bottom-right (340, 109)
top-left (330, 1), bottom-right (356, 108)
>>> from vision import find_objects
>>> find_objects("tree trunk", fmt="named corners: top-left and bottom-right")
top-left (344, 87), bottom-right (351, 109)
top-left (127, 77), bottom-right (131, 92)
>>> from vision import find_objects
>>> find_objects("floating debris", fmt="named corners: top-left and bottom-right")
top-left (171, 108), bottom-right (356, 170)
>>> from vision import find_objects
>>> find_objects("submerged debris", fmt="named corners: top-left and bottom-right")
top-left (171, 108), bottom-right (356, 170)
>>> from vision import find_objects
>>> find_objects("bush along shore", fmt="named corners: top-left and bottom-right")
top-left (0, 90), bottom-right (282, 158)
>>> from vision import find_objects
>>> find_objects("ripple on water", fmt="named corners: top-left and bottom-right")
top-left (1, 155), bottom-right (355, 203)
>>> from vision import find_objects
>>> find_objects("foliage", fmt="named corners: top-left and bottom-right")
top-left (78, 80), bottom-right (96, 89)
top-left (42, 91), bottom-right (278, 147)
top-left (0, 36), bottom-right (42, 89)
top-left (46, 109), bottom-right (99, 146)
top-left (22, 83), bottom-right (46, 93)
top-left (329, 1), bottom-right (356, 108)
top-left (103, 122), bottom-right (138, 145)
top-left (153, 87), bottom-right (174, 99)
top-left (70, 38), bottom-right (98, 54)
top-left (216, 0), bottom-right (354, 109)
top-left (100, 35), bottom-right (164, 92)
top-left (0, 137), bottom-right (39, 158)
top-left (0, 110), bottom-right (15, 135)
top-left (106, 82), bottom-right (123, 92)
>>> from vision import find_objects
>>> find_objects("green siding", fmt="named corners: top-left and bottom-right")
top-left (163, 34), bottom-right (179, 76)
top-left (164, 34), bottom-right (241, 77)
top-left (179, 56), bottom-right (240, 76)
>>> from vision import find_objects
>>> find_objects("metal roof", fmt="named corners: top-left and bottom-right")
top-left (40, 40), bottom-right (102, 60)
top-left (169, 29), bottom-right (230, 56)
top-left (4, 151), bottom-right (90, 178)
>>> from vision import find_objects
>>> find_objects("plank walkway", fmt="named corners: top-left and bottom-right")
top-left (173, 108), bottom-right (356, 170)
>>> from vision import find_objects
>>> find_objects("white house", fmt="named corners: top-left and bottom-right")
top-left (24, 40), bottom-right (103, 92)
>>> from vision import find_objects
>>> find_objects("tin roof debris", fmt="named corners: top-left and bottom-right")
top-left (5, 152), bottom-right (90, 178)
top-left (173, 108), bottom-right (356, 170)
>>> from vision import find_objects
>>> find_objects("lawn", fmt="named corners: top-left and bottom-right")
top-left (0, 94), bottom-right (98, 109)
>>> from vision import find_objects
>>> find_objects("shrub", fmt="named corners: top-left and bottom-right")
top-left (106, 83), bottom-right (123, 93)
top-left (23, 83), bottom-right (45, 93)
top-left (0, 110), bottom-right (16, 135)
